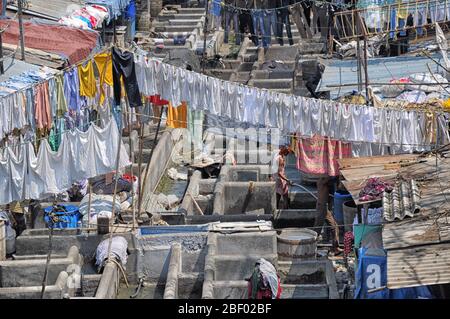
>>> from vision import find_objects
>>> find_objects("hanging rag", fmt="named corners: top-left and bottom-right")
top-left (166, 101), bottom-right (187, 128)
top-left (112, 47), bottom-right (142, 108)
top-left (94, 52), bottom-right (114, 104)
top-left (297, 135), bottom-right (352, 177)
top-left (78, 60), bottom-right (97, 98)
top-left (34, 82), bottom-right (52, 130)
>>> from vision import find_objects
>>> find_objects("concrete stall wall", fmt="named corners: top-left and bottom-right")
top-left (0, 271), bottom-right (69, 299)
top-left (218, 165), bottom-right (273, 182)
top-left (135, 233), bottom-right (207, 282)
top-left (213, 182), bottom-right (276, 215)
top-left (16, 231), bottom-right (134, 257)
top-left (0, 246), bottom-right (81, 288)
top-left (95, 262), bottom-right (120, 299)
top-left (141, 129), bottom-right (184, 212)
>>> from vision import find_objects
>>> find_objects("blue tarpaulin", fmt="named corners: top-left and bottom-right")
top-left (355, 247), bottom-right (434, 299)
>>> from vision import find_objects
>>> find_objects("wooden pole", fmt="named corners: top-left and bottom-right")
top-left (87, 183), bottom-right (92, 234)
top-left (138, 105), bottom-right (166, 216)
top-left (124, 97), bottom-right (137, 230)
top-left (202, 0), bottom-right (209, 73)
top-left (136, 105), bottom-right (145, 220)
top-left (0, 32), bottom-right (4, 75)
top-left (17, 0), bottom-right (25, 61)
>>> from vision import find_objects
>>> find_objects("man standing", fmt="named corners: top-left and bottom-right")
top-left (272, 146), bottom-right (292, 209)
top-left (315, 176), bottom-right (342, 255)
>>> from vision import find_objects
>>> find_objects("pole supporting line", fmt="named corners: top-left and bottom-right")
top-left (138, 105), bottom-right (167, 216)
top-left (17, 0), bottom-right (25, 61)
top-left (202, 0), bottom-right (209, 73)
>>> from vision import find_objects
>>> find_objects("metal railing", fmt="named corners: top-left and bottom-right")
top-left (333, 0), bottom-right (450, 40)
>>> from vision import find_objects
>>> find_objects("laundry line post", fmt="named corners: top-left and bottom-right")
top-left (17, 0), bottom-right (25, 61)
top-left (138, 104), bottom-right (167, 219)
top-left (0, 32), bottom-right (4, 75)
top-left (202, 0), bottom-right (210, 73)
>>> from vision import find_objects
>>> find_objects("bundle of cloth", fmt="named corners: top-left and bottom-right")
top-left (59, 5), bottom-right (109, 30)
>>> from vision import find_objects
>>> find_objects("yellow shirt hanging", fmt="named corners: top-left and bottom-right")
top-left (78, 60), bottom-right (97, 98)
top-left (94, 53), bottom-right (113, 104)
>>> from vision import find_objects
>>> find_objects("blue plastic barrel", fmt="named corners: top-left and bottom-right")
top-left (333, 190), bottom-right (353, 224)
top-left (44, 205), bottom-right (81, 229)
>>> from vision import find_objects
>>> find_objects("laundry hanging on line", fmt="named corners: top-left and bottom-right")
top-left (135, 58), bottom-right (450, 152)
top-left (0, 119), bottom-right (130, 206)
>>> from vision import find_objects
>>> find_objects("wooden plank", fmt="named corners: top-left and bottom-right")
top-left (0, 221), bottom-right (5, 261)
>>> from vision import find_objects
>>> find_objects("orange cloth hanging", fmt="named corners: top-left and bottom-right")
top-left (166, 101), bottom-right (187, 128)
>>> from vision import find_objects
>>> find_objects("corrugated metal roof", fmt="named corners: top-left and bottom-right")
top-left (0, 56), bottom-right (42, 82)
top-left (387, 243), bottom-right (450, 289)
top-left (8, 0), bottom-right (86, 20)
top-left (317, 55), bottom-right (447, 99)
top-left (382, 179), bottom-right (421, 222)
top-left (382, 217), bottom-right (450, 250)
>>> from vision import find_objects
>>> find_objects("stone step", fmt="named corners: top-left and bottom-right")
top-left (176, 8), bottom-right (206, 14)
top-left (250, 78), bottom-right (293, 89)
top-left (149, 45), bottom-right (189, 54)
top-left (157, 13), bottom-right (205, 20)
top-left (221, 59), bottom-right (242, 69)
top-left (168, 19), bottom-right (202, 26)
top-left (154, 25), bottom-right (201, 33)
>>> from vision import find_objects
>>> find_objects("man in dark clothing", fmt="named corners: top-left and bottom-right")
top-left (315, 176), bottom-right (342, 255)
top-left (238, 0), bottom-right (258, 45)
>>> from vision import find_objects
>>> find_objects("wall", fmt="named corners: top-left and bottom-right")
top-left (213, 182), bottom-right (276, 215)
top-left (0, 246), bottom-right (81, 288)
top-left (141, 129), bottom-right (184, 212)
top-left (135, 233), bottom-right (207, 283)
top-left (0, 271), bottom-right (69, 299)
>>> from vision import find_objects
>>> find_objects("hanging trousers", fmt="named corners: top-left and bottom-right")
top-left (224, 7), bottom-right (240, 44)
top-left (239, 10), bottom-right (258, 45)
top-left (252, 10), bottom-right (271, 48)
top-left (112, 47), bottom-right (142, 108)
top-left (313, 4), bottom-right (330, 39)
top-left (276, 8), bottom-right (294, 46)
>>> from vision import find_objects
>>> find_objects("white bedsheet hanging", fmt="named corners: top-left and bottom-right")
top-left (134, 58), bottom-right (450, 151)
top-left (0, 119), bottom-right (130, 205)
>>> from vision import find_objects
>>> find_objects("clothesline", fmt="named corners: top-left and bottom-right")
top-left (128, 111), bottom-right (449, 148)
top-left (209, 0), bottom-right (351, 11)
top-left (0, 118), bottom-right (130, 205)
top-left (0, 45), bottom-right (113, 99)
top-left (135, 56), bottom-right (450, 152)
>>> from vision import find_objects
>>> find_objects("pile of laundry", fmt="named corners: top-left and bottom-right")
top-left (58, 5), bottom-right (109, 30)
top-left (371, 73), bottom-right (450, 110)
top-left (359, 177), bottom-right (393, 202)
top-left (337, 35), bottom-right (385, 58)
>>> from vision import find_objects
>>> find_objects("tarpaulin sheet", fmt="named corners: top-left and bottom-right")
top-left (0, 20), bottom-right (99, 64)
top-left (355, 248), bottom-right (434, 299)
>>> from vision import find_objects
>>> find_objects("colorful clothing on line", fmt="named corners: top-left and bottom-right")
top-left (34, 82), bottom-right (52, 130)
top-left (78, 60), bottom-right (97, 98)
top-left (166, 101), bottom-right (187, 128)
top-left (94, 52), bottom-right (113, 104)
top-left (297, 135), bottom-right (352, 177)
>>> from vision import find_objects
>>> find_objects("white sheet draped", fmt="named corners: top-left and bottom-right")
top-left (0, 119), bottom-right (130, 205)
top-left (135, 58), bottom-right (450, 152)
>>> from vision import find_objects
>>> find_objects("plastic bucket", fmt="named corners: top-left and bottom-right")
top-left (333, 190), bottom-right (352, 225)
